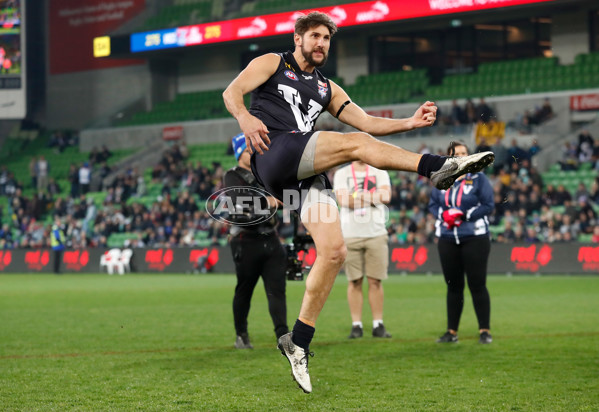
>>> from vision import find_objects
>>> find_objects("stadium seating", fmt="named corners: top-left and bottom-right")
top-left (118, 52), bottom-right (599, 127)
top-left (140, 0), bottom-right (215, 31)
top-left (427, 53), bottom-right (599, 100)
top-left (120, 70), bottom-right (427, 126)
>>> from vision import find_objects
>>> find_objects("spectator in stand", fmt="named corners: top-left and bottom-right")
top-left (68, 163), bottom-right (79, 197)
top-left (528, 139), bottom-right (541, 158)
top-left (515, 109), bottom-right (533, 134)
top-left (464, 98), bottom-right (477, 123)
top-left (475, 137), bottom-right (492, 154)
top-left (89, 147), bottom-right (100, 165)
top-left (577, 129), bottom-right (594, 151)
top-left (47, 178), bottom-right (60, 197)
top-left (507, 139), bottom-right (529, 165)
top-left (524, 227), bottom-right (540, 243)
top-left (560, 141), bottom-right (578, 171)
top-left (534, 98), bottom-right (554, 124)
top-left (591, 226), bottom-right (599, 243)
top-left (99, 145), bottom-right (113, 163)
top-left (36, 155), bottom-right (49, 193)
top-left (476, 98), bottom-right (494, 124)
top-left (554, 184), bottom-right (572, 206)
top-left (29, 157), bottom-right (37, 190)
top-left (491, 140), bottom-right (508, 172)
top-left (78, 162), bottom-right (92, 194)
top-left (449, 99), bottom-right (468, 134)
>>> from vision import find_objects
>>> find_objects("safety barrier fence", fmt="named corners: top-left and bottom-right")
top-left (1, 244), bottom-right (598, 275)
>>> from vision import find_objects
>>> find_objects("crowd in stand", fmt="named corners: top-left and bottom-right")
top-left (1, 134), bottom-right (599, 250)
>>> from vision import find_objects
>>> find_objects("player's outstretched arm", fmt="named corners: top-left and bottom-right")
top-left (223, 53), bottom-right (279, 154)
top-left (327, 80), bottom-right (437, 136)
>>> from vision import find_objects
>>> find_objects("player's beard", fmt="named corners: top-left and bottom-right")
top-left (301, 44), bottom-right (327, 67)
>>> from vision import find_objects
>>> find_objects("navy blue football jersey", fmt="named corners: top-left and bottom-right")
top-left (249, 51), bottom-right (332, 132)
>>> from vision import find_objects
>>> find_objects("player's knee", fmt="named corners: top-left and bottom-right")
top-left (343, 132), bottom-right (374, 159)
top-left (321, 241), bottom-right (347, 268)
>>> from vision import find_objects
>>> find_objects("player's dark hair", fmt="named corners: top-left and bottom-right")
top-left (295, 11), bottom-right (338, 37)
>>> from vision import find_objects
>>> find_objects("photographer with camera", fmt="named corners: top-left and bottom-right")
top-left (333, 161), bottom-right (392, 339)
top-left (225, 133), bottom-right (289, 349)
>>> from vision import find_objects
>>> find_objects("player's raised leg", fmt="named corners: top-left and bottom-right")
top-left (311, 131), bottom-right (494, 190)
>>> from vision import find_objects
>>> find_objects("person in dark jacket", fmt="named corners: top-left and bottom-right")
top-left (225, 133), bottom-right (289, 349)
top-left (428, 142), bottom-right (495, 344)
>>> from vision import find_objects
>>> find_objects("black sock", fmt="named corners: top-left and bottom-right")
top-left (417, 153), bottom-right (447, 177)
top-left (291, 319), bottom-right (315, 350)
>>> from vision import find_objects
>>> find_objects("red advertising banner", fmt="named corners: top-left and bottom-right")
top-left (0, 243), bottom-right (598, 274)
top-left (162, 126), bottom-right (184, 141)
top-left (570, 94), bottom-right (599, 111)
top-left (24, 250), bottom-right (51, 271)
top-left (130, 0), bottom-right (556, 52)
top-left (49, 0), bottom-right (146, 74)
top-left (0, 250), bottom-right (13, 271)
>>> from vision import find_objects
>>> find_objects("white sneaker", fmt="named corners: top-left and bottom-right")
top-left (277, 332), bottom-right (313, 393)
top-left (429, 151), bottom-right (495, 190)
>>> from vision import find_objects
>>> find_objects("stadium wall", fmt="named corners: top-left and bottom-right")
top-left (1, 244), bottom-right (598, 275)
top-left (46, 65), bottom-right (152, 130)
top-left (80, 91), bottom-right (577, 152)
top-left (551, 8), bottom-right (590, 65)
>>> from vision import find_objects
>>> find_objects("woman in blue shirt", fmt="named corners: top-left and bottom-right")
top-left (428, 142), bottom-right (495, 344)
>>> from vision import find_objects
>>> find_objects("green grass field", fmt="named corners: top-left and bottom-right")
top-left (1, 274), bottom-right (598, 411)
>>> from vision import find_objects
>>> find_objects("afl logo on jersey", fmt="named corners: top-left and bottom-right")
top-left (284, 70), bottom-right (298, 81)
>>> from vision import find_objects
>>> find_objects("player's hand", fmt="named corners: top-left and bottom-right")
top-left (410, 101), bottom-right (437, 129)
top-left (239, 113), bottom-right (270, 155)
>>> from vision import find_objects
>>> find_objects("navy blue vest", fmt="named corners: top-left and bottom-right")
top-left (249, 51), bottom-right (332, 132)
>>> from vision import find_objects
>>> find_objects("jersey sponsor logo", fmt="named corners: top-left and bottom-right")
top-left (302, 74), bottom-right (313, 80)
top-left (284, 70), bottom-right (298, 81)
top-left (463, 185), bottom-right (474, 195)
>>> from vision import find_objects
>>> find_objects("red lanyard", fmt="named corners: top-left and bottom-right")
top-left (351, 163), bottom-right (369, 193)
top-left (445, 178), bottom-right (466, 207)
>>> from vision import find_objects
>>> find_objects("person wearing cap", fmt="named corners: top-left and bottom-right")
top-left (225, 133), bottom-right (289, 349)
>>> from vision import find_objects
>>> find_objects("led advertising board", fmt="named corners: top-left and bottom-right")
top-left (129, 0), bottom-right (557, 53)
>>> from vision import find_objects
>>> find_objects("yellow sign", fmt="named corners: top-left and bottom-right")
top-left (93, 36), bottom-right (111, 58)
top-left (205, 25), bottom-right (221, 40)
top-left (475, 121), bottom-right (505, 145)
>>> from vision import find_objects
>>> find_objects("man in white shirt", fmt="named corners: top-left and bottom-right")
top-left (333, 161), bottom-right (392, 339)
